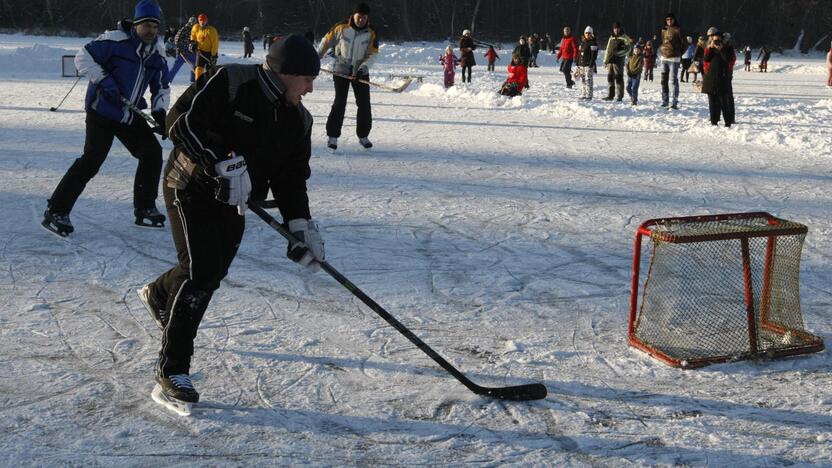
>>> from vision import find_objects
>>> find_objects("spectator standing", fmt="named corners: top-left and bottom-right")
top-left (458, 29), bottom-right (477, 82)
top-left (242, 26), bottom-right (254, 58)
top-left (642, 40), bottom-right (655, 81)
top-left (557, 26), bottom-right (578, 88)
top-left (439, 45), bottom-right (460, 88)
top-left (659, 12), bottom-right (684, 108)
top-left (626, 43), bottom-right (644, 105)
top-left (575, 26), bottom-right (598, 100)
top-left (680, 36), bottom-right (695, 82)
top-left (702, 27), bottom-right (734, 127)
top-left (602, 21), bottom-right (631, 101)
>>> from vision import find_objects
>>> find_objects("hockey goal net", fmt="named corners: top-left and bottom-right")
top-left (61, 55), bottom-right (79, 77)
top-left (628, 212), bottom-right (823, 368)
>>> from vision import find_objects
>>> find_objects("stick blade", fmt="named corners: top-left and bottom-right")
top-left (393, 77), bottom-right (413, 93)
top-left (479, 383), bottom-right (547, 401)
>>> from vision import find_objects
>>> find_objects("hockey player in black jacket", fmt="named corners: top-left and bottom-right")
top-left (138, 34), bottom-right (323, 414)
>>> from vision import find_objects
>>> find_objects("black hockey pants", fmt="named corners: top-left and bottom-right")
top-left (150, 179), bottom-right (244, 377)
top-left (48, 110), bottom-right (161, 214)
top-left (326, 74), bottom-right (372, 139)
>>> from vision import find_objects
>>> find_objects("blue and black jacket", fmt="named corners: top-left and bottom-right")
top-left (75, 22), bottom-right (170, 124)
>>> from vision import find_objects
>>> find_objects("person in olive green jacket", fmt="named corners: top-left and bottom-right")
top-left (626, 43), bottom-right (644, 105)
top-left (603, 21), bottom-right (632, 101)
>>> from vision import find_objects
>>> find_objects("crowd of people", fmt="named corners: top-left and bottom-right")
top-left (461, 12), bottom-right (754, 128)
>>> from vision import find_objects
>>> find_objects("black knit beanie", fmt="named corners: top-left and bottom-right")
top-left (353, 3), bottom-right (370, 15)
top-left (266, 34), bottom-right (320, 76)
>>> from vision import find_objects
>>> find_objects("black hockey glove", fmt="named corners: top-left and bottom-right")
top-left (286, 218), bottom-right (325, 271)
top-left (151, 110), bottom-right (167, 140)
top-left (210, 55), bottom-right (218, 68)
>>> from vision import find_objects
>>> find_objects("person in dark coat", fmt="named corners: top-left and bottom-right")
top-left (512, 36), bottom-right (532, 67)
top-left (242, 26), bottom-right (254, 58)
top-left (701, 27), bottom-right (734, 127)
top-left (757, 46), bottom-right (771, 72)
top-left (139, 35), bottom-right (323, 409)
top-left (458, 29), bottom-right (477, 82)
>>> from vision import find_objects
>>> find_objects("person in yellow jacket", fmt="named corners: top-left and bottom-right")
top-left (318, 2), bottom-right (378, 151)
top-left (190, 13), bottom-right (219, 80)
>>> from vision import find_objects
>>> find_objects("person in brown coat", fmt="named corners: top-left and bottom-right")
top-left (458, 29), bottom-right (477, 83)
top-left (659, 12), bottom-right (684, 108)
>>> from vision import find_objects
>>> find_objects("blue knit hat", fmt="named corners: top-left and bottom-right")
top-left (133, 0), bottom-right (161, 25)
top-left (266, 34), bottom-right (320, 76)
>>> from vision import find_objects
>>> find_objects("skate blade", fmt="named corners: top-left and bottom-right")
top-left (134, 221), bottom-right (165, 229)
top-left (326, 147), bottom-right (337, 154)
top-left (151, 384), bottom-right (192, 416)
top-left (41, 220), bottom-right (71, 238)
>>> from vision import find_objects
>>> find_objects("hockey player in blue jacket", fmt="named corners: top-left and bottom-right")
top-left (43, 0), bottom-right (170, 236)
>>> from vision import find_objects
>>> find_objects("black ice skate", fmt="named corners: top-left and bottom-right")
top-left (42, 209), bottom-right (74, 237)
top-left (137, 284), bottom-right (166, 330)
top-left (152, 374), bottom-right (199, 416)
top-left (327, 137), bottom-right (338, 152)
top-left (135, 207), bottom-right (165, 228)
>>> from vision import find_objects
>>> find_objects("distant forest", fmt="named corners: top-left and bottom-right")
top-left (1, 0), bottom-right (830, 50)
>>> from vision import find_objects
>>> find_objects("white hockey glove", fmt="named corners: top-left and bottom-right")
top-left (286, 218), bottom-right (325, 270)
top-left (213, 153), bottom-right (251, 215)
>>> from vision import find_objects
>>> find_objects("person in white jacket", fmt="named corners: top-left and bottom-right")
top-left (317, 2), bottom-right (379, 151)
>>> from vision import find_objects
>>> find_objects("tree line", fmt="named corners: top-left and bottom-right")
top-left (1, 0), bottom-right (830, 50)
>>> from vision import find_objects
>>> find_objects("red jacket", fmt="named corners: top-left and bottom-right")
top-left (506, 63), bottom-right (528, 91)
top-left (557, 35), bottom-right (578, 60)
top-left (485, 47), bottom-right (499, 62)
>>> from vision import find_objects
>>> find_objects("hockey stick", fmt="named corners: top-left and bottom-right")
top-left (49, 75), bottom-right (83, 112)
top-left (119, 96), bottom-right (161, 132)
top-left (321, 68), bottom-right (413, 93)
top-left (248, 201), bottom-right (547, 401)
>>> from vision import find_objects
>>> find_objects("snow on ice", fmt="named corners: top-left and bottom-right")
top-left (0, 33), bottom-right (831, 465)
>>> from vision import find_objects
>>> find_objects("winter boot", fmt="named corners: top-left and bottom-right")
top-left (358, 137), bottom-right (373, 149)
top-left (42, 209), bottom-right (74, 237)
top-left (135, 207), bottom-right (165, 228)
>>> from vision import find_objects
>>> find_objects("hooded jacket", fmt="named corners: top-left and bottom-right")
top-left (318, 15), bottom-right (379, 75)
top-left (75, 21), bottom-right (170, 124)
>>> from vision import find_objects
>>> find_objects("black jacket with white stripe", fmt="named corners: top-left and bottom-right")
top-left (166, 64), bottom-right (313, 221)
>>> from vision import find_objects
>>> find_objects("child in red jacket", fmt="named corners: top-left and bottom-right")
top-left (484, 46), bottom-right (500, 72)
top-left (499, 54), bottom-right (528, 97)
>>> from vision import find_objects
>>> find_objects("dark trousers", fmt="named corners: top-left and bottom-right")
top-left (607, 60), bottom-right (624, 98)
top-left (326, 74), bottom-right (372, 139)
top-left (707, 91), bottom-right (735, 126)
top-left (48, 110), bottom-right (161, 214)
top-left (461, 64), bottom-right (473, 82)
top-left (150, 178), bottom-right (244, 377)
top-left (681, 58), bottom-right (692, 81)
top-left (487, 60), bottom-right (495, 72)
top-left (560, 59), bottom-right (574, 86)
